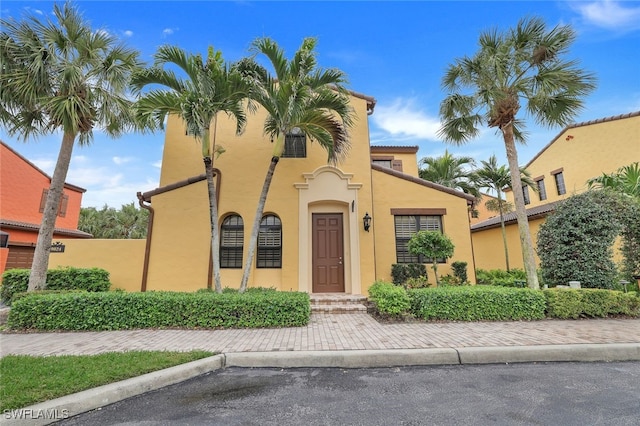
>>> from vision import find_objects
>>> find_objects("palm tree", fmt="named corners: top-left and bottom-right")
top-left (474, 155), bottom-right (535, 271)
top-left (438, 17), bottom-right (596, 289)
top-left (0, 2), bottom-right (142, 291)
top-left (587, 162), bottom-right (640, 199)
top-left (418, 150), bottom-right (479, 197)
top-left (131, 45), bottom-right (251, 293)
top-left (237, 37), bottom-right (354, 292)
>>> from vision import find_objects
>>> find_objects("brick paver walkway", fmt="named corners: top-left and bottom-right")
top-left (2, 314), bottom-right (639, 357)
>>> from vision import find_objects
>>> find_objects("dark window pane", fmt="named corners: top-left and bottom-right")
top-left (282, 133), bottom-right (306, 158)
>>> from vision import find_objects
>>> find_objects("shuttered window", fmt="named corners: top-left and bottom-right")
top-left (536, 178), bottom-right (547, 201)
top-left (220, 215), bottom-right (243, 268)
top-left (282, 133), bottom-right (306, 158)
top-left (39, 189), bottom-right (69, 218)
top-left (553, 171), bottom-right (566, 195)
top-left (394, 215), bottom-right (443, 264)
top-left (257, 215), bottom-right (282, 268)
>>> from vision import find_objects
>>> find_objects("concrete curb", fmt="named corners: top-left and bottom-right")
top-left (457, 343), bottom-right (640, 364)
top-left (225, 348), bottom-right (460, 368)
top-left (3, 343), bottom-right (640, 425)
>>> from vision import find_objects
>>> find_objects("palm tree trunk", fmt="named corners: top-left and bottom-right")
top-left (240, 156), bottom-right (279, 292)
top-left (204, 157), bottom-right (222, 293)
top-left (497, 194), bottom-right (510, 272)
top-left (28, 132), bottom-right (76, 291)
top-left (502, 124), bottom-right (539, 289)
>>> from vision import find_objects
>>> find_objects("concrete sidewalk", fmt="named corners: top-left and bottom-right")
top-left (1, 314), bottom-right (639, 426)
top-left (2, 313), bottom-right (640, 357)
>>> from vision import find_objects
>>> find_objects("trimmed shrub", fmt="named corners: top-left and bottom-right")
top-left (476, 268), bottom-right (527, 287)
top-left (537, 191), bottom-right (627, 289)
top-left (543, 289), bottom-right (640, 319)
top-left (391, 264), bottom-right (427, 286)
top-left (451, 261), bottom-right (468, 283)
top-left (1, 267), bottom-right (110, 305)
top-left (368, 281), bottom-right (410, 316)
top-left (7, 290), bottom-right (310, 331)
top-left (409, 286), bottom-right (546, 321)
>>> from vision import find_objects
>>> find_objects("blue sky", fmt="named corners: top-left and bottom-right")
top-left (2, 0), bottom-right (639, 208)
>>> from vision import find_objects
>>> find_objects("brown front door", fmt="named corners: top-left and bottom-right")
top-left (312, 213), bottom-right (345, 293)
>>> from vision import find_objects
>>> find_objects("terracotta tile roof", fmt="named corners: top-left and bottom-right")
top-left (0, 219), bottom-right (93, 238)
top-left (470, 201), bottom-right (561, 231)
top-left (371, 163), bottom-right (476, 203)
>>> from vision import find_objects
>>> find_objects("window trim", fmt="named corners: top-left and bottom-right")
top-left (522, 186), bottom-right (531, 205)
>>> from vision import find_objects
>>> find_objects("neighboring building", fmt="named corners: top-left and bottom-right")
top-left (471, 111), bottom-right (640, 271)
top-left (0, 141), bottom-right (91, 277)
top-left (110, 90), bottom-right (475, 295)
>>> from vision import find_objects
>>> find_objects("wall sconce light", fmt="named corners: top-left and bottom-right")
top-left (565, 135), bottom-right (574, 141)
top-left (363, 212), bottom-right (371, 232)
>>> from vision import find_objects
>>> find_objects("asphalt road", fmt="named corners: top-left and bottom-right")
top-left (57, 362), bottom-right (640, 425)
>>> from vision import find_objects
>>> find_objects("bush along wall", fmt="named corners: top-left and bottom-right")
top-left (7, 290), bottom-right (311, 331)
top-left (409, 286), bottom-right (546, 321)
top-left (0, 267), bottom-right (111, 305)
top-left (543, 288), bottom-right (640, 319)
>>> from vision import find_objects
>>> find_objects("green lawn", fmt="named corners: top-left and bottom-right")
top-left (0, 350), bottom-right (213, 411)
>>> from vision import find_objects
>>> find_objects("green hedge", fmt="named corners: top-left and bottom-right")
top-left (368, 281), bottom-right (410, 316)
top-left (409, 286), bottom-right (546, 321)
top-left (1, 267), bottom-right (110, 305)
top-left (7, 290), bottom-right (310, 331)
top-left (543, 288), bottom-right (640, 319)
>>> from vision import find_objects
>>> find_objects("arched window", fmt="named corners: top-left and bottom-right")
top-left (257, 215), bottom-right (282, 268)
top-left (220, 215), bottom-right (243, 268)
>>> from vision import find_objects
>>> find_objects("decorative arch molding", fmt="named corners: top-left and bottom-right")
top-left (295, 166), bottom-right (363, 294)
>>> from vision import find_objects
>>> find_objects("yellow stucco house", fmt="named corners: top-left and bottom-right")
top-left (50, 91), bottom-right (476, 294)
top-left (471, 111), bottom-right (640, 271)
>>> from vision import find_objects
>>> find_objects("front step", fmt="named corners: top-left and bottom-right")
top-left (310, 294), bottom-right (368, 314)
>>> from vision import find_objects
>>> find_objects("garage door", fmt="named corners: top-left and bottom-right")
top-left (6, 245), bottom-right (35, 270)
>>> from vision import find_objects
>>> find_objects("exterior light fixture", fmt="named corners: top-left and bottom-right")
top-left (363, 212), bottom-right (371, 232)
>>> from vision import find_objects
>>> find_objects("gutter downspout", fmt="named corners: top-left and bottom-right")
top-left (137, 192), bottom-right (153, 292)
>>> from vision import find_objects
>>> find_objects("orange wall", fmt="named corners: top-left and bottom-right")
top-left (0, 142), bottom-right (84, 233)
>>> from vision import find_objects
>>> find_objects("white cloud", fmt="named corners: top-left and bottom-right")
top-left (112, 156), bottom-right (134, 165)
top-left (162, 28), bottom-right (176, 37)
top-left (372, 98), bottom-right (442, 141)
top-left (572, 0), bottom-right (640, 32)
top-left (152, 160), bottom-right (162, 168)
top-left (124, 30), bottom-right (133, 37)
top-left (31, 159), bottom-right (56, 175)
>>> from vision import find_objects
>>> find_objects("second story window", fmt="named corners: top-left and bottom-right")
top-left (536, 178), bottom-right (547, 201)
top-left (522, 186), bottom-right (531, 205)
top-left (553, 170), bottom-right (566, 195)
top-left (282, 128), bottom-right (306, 158)
top-left (39, 189), bottom-right (69, 218)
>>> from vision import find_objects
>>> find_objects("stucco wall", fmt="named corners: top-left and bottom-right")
top-left (370, 169), bottom-right (475, 287)
top-left (145, 93), bottom-right (376, 293)
top-left (506, 113), bottom-right (640, 208)
top-left (48, 239), bottom-right (146, 292)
